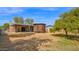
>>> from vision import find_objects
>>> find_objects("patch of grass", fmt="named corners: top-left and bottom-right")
top-left (59, 37), bottom-right (74, 46)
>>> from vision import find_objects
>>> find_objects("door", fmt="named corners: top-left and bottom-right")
top-left (21, 27), bottom-right (26, 32)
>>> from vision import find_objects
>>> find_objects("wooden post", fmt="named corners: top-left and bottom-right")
top-left (20, 26), bottom-right (21, 32)
top-left (28, 25), bottom-right (30, 32)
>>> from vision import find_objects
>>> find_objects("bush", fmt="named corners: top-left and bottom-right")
top-left (49, 28), bottom-right (56, 33)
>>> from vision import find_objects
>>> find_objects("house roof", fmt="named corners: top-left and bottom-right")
top-left (11, 23), bottom-right (46, 26)
top-left (33, 23), bottom-right (46, 25)
top-left (11, 24), bottom-right (33, 26)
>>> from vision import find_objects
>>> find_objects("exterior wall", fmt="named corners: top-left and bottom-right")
top-left (9, 26), bottom-right (15, 32)
top-left (9, 24), bottom-right (46, 33)
top-left (15, 25), bottom-right (21, 32)
top-left (14, 25), bottom-right (28, 32)
top-left (34, 24), bottom-right (46, 33)
top-left (9, 25), bottom-right (34, 32)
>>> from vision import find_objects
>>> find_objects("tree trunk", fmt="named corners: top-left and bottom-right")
top-left (78, 28), bottom-right (79, 33)
top-left (64, 28), bottom-right (68, 36)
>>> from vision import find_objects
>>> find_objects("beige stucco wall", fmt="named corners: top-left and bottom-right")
top-left (9, 26), bottom-right (15, 32)
top-left (34, 24), bottom-right (46, 33)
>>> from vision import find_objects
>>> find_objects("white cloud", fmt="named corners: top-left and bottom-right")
top-left (0, 20), bottom-right (10, 23)
top-left (38, 7), bottom-right (58, 11)
top-left (0, 7), bottom-right (57, 15)
top-left (0, 20), bottom-right (11, 26)
top-left (0, 7), bottom-right (23, 15)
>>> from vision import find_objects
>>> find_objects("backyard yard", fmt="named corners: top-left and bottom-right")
top-left (0, 32), bottom-right (79, 51)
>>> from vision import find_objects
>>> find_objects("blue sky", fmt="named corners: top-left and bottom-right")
top-left (0, 7), bottom-right (72, 26)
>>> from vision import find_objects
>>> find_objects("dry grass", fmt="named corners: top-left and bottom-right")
top-left (7, 32), bottom-right (34, 37)
top-left (1, 32), bottom-right (79, 51)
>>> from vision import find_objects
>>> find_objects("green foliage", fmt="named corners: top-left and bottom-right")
top-left (13, 17), bottom-right (34, 25)
top-left (3, 23), bottom-right (9, 30)
top-left (54, 19), bottom-right (63, 30)
top-left (49, 28), bottom-right (56, 33)
top-left (0, 23), bottom-right (9, 30)
top-left (53, 8), bottom-right (79, 35)
top-left (0, 26), bottom-right (3, 30)
top-left (25, 18), bottom-right (34, 25)
top-left (13, 17), bottom-right (24, 24)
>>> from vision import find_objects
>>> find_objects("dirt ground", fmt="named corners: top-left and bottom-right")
top-left (1, 32), bottom-right (79, 51)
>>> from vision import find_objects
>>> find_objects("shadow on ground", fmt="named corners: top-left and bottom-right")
top-left (52, 34), bottom-right (79, 40)
top-left (8, 32), bottom-right (35, 38)
top-left (0, 33), bottom-right (51, 51)
top-left (0, 33), bottom-right (15, 51)
top-left (13, 38), bottom-right (51, 51)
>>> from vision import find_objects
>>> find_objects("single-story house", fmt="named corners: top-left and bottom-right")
top-left (8, 23), bottom-right (46, 33)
